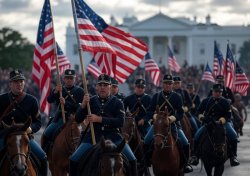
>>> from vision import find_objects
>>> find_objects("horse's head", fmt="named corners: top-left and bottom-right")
top-left (207, 121), bottom-right (226, 157)
top-left (2, 118), bottom-right (31, 176)
top-left (121, 108), bottom-right (139, 142)
top-left (153, 106), bottom-right (172, 149)
top-left (99, 138), bottom-right (125, 176)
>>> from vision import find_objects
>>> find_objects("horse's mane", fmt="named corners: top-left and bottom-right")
top-left (79, 139), bottom-right (118, 176)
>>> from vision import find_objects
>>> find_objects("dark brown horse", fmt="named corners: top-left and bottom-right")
top-left (41, 115), bottom-right (80, 176)
top-left (79, 138), bottom-right (126, 176)
top-left (0, 118), bottom-right (37, 176)
top-left (199, 121), bottom-right (227, 176)
top-left (152, 108), bottom-right (184, 176)
top-left (121, 109), bottom-right (150, 176)
top-left (180, 114), bottom-right (193, 155)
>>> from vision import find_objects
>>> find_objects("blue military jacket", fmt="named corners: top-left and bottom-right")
top-left (0, 92), bottom-right (41, 133)
top-left (146, 91), bottom-right (184, 122)
top-left (189, 93), bottom-right (201, 115)
top-left (123, 93), bottom-right (151, 123)
top-left (197, 96), bottom-right (231, 123)
top-left (47, 85), bottom-right (84, 120)
top-left (175, 88), bottom-right (192, 109)
top-left (76, 95), bottom-right (125, 143)
top-left (208, 86), bottom-right (235, 104)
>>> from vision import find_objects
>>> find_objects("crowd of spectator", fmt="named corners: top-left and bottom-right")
top-left (1, 64), bottom-right (249, 116)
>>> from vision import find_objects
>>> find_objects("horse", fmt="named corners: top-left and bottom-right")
top-left (78, 137), bottom-right (126, 176)
top-left (121, 109), bottom-right (151, 176)
top-left (0, 118), bottom-right (37, 176)
top-left (231, 105), bottom-right (244, 136)
top-left (152, 108), bottom-right (184, 176)
top-left (42, 115), bottom-right (80, 176)
top-left (199, 121), bottom-right (227, 176)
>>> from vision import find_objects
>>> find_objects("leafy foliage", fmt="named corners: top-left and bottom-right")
top-left (238, 40), bottom-right (250, 74)
top-left (0, 27), bottom-right (34, 70)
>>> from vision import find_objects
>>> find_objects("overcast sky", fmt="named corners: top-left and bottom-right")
top-left (1, 0), bottom-right (250, 51)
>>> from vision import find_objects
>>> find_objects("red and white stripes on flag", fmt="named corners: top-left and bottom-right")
top-left (202, 63), bottom-right (215, 83)
top-left (75, 0), bottom-right (148, 84)
top-left (213, 41), bottom-right (225, 76)
top-left (234, 62), bottom-right (249, 96)
top-left (32, 0), bottom-right (71, 115)
top-left (87, 58), bottom-right (102, 79)
top-left (145, 53), bottom-right (160, 86)
top-left (168, 46), bottom-right (181, 73)
top-left (225, 44), bottom-right (235, 89)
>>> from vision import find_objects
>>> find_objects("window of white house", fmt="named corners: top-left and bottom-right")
top-left (230, 43), bottom-right (236, 55)
top-left (199, 43), bottom-right (205, 55)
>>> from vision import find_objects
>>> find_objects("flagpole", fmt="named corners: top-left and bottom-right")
top-left (71, 0), bottom-right (96, 144)
top-left (49, 0), bottom-right (66, 123)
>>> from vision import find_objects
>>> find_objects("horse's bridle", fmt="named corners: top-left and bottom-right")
top-left (7, 132), bottom-right (30, 173)
top-left (64, 121), bottom-right (80, 154)
top-left (123, 117), bottom-right (136, 143)
top-left (98, 153), bottom-right (123, 175)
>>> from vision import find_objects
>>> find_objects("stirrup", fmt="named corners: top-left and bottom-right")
top-left (184, 163), bottom-right (193, 173)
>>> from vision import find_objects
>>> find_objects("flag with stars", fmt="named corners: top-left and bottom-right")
top-left (145, 52), bottom-right (160, 86)
top-left (74, 0), bottom-right (148, 83)
top-left (213, 41), bottom-right (225, 76)
top-left (168, 45), bottom-right (181, 73)
top-left (87, 58), bottom-right (102, 79)
top-left (73, 0), bottom-right (115, 53)
top-left (234, 61), bottom-right (249, 96)
top-left (202, 63), bottom-right (215, 83)
top-left (225, 43), bottom-right (235, 89)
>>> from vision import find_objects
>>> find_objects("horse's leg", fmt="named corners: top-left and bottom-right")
top-left (203, 163), bottom-right (213, 176)
top-left (214, 165), bottom-right (224, 176)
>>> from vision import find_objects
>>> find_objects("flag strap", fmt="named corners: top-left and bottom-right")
top-left (71, 0), bottom-right (96, 145)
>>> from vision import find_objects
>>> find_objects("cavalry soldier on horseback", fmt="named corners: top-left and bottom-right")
top-left (69, 74), bottom-right (137, 176)
top-left (143, 74), bottom-right (193, 173)
top-left (0, 70), bottom-right (48, 176)
top-left (173, 76), bottom-right (199, 135)
top-left (41, 69), bottom-right (84, 153)
top-left (208, 75), bottom-right (235, 104)
top-left (186, 83), bottom-right (201, 127)
top-left (123, 78), bottom-right (152, 137)
top-left (110, 77), bottom-right (125, 101)
top-left (191, 84), bottom-right (240, 167)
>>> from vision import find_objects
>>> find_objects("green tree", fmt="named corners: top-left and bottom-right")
top-left (0, 27), bottom-right (34, 70)
top-left (238, 40), bottom-right (250, 74)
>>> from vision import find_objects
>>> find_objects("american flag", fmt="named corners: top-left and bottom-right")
top-left (202, 63), bottom-right (215, 83)
top-left (168, 46), bottom-right (181, 73)
top-left (73, 0), bottom-right (115, 54)
top-left (225, 43), bottom-right (235, 89)
top-left (87, 58), bottom-right (102, 79)
top-left (213, 41), bottom-right (225, 76)
top-left (32, 0), bottom-right (70, 115)
top-left (234, 61), bottom-right (249, 96)
top-left (50, 43), bottom-right (71, 74)
top-left (75, 0), bottom-right (148, 83)
top-left (145, 53), bottom-right (160, 86)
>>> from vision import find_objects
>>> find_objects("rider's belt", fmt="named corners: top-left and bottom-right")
top-left (101, 126), bottom-right (119, 132)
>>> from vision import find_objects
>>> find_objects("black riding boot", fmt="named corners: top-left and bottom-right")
top-left (190, 140), bottom-right (199, 166)
top-left (40, 158), bottom-right (48, 176)
top-left (183, 144), bottom-right (193, 173)
top-left (143, 144), bottom-right (152, 167)
top-left (129, 160), bottom-right (138, 176)
top-left (230, 140), bottom-right (240, 167)
top-left (69, 160), bottom-right (79, 176)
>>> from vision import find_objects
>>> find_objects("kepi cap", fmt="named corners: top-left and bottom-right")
top-left (135, 79), bottom-right (146, 88)
top-left (97, 74), bottom-right (111, 84)
top-left (111, 78), bottom-right (119, 86)
top-left (64, 69), bottom-right (76, 77)
top-left (9, 70), bottom-right (26, 81)
top-left (212, 84), bottom-right (223, 92)
top-left (173, 76), bottom-right (181, 82)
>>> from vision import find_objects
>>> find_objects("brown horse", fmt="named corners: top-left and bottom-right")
top-left (42, 115), bottom-right (80, 176)
top-left (152, 108), bottom-right (184, 176)
top-left (121, 110), bottom-right (150, 176)
top-left (78, 138), bottom-right (126, 176)
top-left (0, 118), bottom-right (37, 176)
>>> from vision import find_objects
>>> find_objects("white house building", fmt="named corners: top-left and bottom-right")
top-left (66, 12), bottom-right (250, 70)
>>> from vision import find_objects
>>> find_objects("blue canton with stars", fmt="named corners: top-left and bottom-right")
top-left (74, 0), bottom-right (108, 33)
top-left (37, 0), bottom-right (52, 46)
top-left (214, 41), bottom-right (224, 67)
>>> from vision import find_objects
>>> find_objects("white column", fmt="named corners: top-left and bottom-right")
top-left (168, 36), bottom-right (172, 47)
top-left (187, 36), bottom-right (193, 65)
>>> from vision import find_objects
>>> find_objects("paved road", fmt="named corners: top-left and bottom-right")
top-left (34, 110), bottom-right (250, 176)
